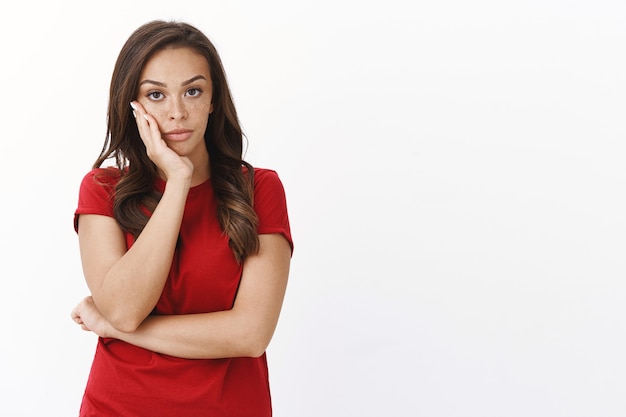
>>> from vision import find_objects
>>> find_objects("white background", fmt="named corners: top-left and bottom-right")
top-left (1, 1), bottom-right (625, 416)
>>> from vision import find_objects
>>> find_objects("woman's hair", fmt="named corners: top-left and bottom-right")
top-left (94, 20), bottom-right (259, 262)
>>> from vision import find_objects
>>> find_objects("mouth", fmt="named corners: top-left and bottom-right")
top-left (162, 129), bottom-right (193, 142)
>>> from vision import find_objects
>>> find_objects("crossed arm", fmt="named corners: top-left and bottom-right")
top-left (105, 233), bottom-right (290, 359)
top-left (71, 180), bottom-right (291, 359)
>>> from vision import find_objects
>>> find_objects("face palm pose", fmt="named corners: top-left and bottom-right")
top-left (133, 47), bottom-right (214, 184)
top-left (70, 21), bottom-right (292, 417)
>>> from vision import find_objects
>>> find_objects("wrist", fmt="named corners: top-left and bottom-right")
top-left (105, 322), bottom-right (127, 339)
top-left (166, 176), bottom-right (192, 187)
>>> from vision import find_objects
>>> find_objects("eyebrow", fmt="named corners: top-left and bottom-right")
top-left (139, 75), bottom-right (207, 88)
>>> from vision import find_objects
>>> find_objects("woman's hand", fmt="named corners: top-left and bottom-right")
top-left (130, 101), bottom-right (193, 182)
top-left (71, 296), bottom-right (116, 339)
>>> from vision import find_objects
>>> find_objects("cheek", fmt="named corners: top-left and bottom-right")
top-left (191, 101), bottom-right (212, 116)
top-left (189, 104), bottom-right (212, 127)
top-left (138, 100), bottom-right (166, 119)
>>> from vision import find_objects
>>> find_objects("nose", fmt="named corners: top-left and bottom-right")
top-left (168, 97), bottom-right (188, 120)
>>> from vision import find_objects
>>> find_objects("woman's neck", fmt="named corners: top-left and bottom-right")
top-left (190, 153), bottom-right (211, 186)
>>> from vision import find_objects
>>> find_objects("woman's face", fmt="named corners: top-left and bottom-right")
top-left (136, 47), bottom-right (214, 162)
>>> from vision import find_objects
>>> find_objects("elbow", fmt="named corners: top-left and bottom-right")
top-left (111, 321), bottom-right (141, 334)
top-left (92, 295), bottom-right (146, 334)
top-left (245, 343), bottom-right (269, 359)
top-left (239, 329), bottom-right (273, 358)
top-left (106, 312), bottom-right (144, 334)
top-left (241, 345), bottom-right (268, 359)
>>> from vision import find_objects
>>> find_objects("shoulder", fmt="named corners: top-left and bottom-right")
top-left (250, 167), bottom-right (289, 213)
top-left (252, 167), bottom-right (284, 190)
top-left (75, 167), bottom-right (123, 231)
top-left (250, 167), bottom-right (292, 249)
top-left (80, 166), bottom-right (123, 188)
top-left (251, 167), bottom-right (288, 202)
top-left (78, 166), bottom-right (123, 200)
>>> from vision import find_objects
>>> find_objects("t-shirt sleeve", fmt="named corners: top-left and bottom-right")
top-left (253, 169), bottom-right (294, 253)
top-left (74, 168), bottom-right (118, 232)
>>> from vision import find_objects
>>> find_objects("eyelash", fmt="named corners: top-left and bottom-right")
top-left (145, 87), bottom-right (203, 101)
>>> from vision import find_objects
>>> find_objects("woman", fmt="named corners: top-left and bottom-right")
top-left (70, 20), bottom-right (293, 417)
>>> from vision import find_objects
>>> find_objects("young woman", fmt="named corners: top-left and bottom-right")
top-left (70, 20), bottom-right (293, 416)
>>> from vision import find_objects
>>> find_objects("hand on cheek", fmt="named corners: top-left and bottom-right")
top-left (130, 101), bottom-right (193, 181)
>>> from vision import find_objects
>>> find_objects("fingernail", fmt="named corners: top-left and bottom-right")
top-left (130, 102), bottom-right (137, 110)
top-left (132, 110), bottom-right (137, 118)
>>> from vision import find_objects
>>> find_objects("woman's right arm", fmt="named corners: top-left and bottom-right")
top-left (78, 102), bottom-right (193, 333)
top-left (78, 177), bottom-right (190, 333)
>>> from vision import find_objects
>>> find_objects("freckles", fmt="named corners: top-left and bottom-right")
top-left (137, 99), bottom-right (160, 116)
top-left (190, 101), bottom-right (212, 115)
top-left (146, 107), bottom-right (168, 123)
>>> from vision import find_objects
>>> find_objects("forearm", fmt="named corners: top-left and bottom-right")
top-left (89, 179), bottom-right (191, 331)
top-left (109, 310), bottom-right (272, 359)
top-left (93, 234), bottom-right (291, 359)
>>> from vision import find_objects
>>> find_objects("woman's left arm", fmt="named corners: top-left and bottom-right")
top-left (72, 233), bottom-right (291, 359)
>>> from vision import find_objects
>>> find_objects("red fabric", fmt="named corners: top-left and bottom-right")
top-left (74, 167), bottom-right (292, 417)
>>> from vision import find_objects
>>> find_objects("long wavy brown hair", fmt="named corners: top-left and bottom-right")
top-left (94, 20), bottom-right (259, 262)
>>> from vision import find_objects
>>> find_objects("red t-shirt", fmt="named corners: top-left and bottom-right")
top-left (74, 167), bottom-right (293, 417)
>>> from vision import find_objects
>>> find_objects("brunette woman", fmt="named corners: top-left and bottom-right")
top-left (71, 20), bottom-right (292, 417)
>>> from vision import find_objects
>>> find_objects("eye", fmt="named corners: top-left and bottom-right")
top-left (146, 91), bottom-right (164, 101)
top-left (186, 87), bottom-right (202, 97)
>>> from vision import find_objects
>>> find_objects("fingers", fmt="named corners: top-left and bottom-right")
top-left (71, 308), bottom-right (91, 331)
top-left (71, 301), bottom-right (82, 322)
top-left (130, 101), bottom-right (157, 150)
top-left (130, 101), bottom-right (170, 162)
top-left (70, 296), bottom-right (93, 331)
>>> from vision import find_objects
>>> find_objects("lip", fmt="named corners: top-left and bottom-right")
top-left (162, 128), bottom-right (193, 142)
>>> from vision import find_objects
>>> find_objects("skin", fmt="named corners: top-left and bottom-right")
top-left (71, 47), bottom-right (291, 359)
